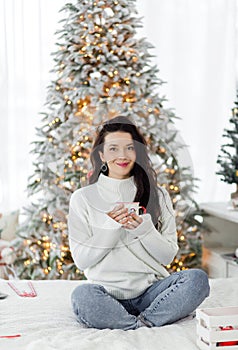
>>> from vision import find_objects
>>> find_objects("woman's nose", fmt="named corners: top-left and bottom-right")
top-left (118, 149), bottom-right (127, 158)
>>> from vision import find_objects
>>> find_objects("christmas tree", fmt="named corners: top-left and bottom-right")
top-left (216, 93), bottom-right (238, 205)
top-left (13, 0), bottom-right (204, 280)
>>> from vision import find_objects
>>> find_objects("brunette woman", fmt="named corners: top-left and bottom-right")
top-left (68, 115), bottom-right (209, 330)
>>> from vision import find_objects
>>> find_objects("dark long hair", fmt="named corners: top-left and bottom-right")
top-left (89, 116), bottom-right (160, 226)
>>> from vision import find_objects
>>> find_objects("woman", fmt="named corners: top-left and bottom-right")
top-left (68, 115), bottom-right (209, 330)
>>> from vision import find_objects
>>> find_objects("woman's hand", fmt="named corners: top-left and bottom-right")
top-left (107, 204), bottom-right (143, 229)
top-left (107, 204), bottom-right (128, 223)
top-left (121, 213), bottom-right (143, 230)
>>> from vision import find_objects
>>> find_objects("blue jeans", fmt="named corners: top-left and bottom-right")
top-left (71, 269), bottom-right (210, 330)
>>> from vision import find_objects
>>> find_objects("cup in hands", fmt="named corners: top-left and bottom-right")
top-left (117, 202), bottom-right (146, 215)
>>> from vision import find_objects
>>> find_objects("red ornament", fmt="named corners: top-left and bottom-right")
top-left (87, 170), bottom-right (93, 179)
top-left (217, 326), bottom-right (238, 347)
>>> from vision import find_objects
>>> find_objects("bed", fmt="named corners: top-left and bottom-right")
top-left (0, 277), bottom-right (238, 350)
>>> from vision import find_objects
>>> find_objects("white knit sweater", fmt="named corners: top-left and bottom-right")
top-left (68, 174), bottom-right (178, 299)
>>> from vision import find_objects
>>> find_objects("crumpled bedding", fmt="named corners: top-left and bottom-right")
top-left (0, 277), bottom-right (237, 350)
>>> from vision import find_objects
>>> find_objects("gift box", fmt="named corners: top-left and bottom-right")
top-left (197, 307), bottom-right (238, 349)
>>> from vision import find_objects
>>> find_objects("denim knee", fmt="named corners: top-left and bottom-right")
top-left (186, 268), bottom-right (210, 298)
top-left (71, 283), bottom-right (103, 315)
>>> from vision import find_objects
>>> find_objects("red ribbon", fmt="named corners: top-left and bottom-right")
top-left (0, 334), bottom-right (21, 339)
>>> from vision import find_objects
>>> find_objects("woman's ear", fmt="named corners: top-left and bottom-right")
top-left (99, 151), bottom-right (105, 162)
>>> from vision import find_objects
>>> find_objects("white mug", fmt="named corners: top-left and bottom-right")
top-left (117, 202), bottom-right (146, 215)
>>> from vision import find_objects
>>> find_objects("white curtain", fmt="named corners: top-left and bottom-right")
top-left (0, 0), bottom-right (65, 212)
top-left (137, 0), bottom-right (238, 204)
top-left (0, 0), bottom-right (237, 212)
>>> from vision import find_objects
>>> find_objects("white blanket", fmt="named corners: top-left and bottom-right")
top-left (0, 278), bottom-right (238, 350)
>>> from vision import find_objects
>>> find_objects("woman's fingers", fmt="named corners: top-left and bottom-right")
top-left (107, 205), bottom-right (128, 222)
top-left (107, 206), bottom-right (143, 228)
top-left (122, 213), bottom-right (142, 229)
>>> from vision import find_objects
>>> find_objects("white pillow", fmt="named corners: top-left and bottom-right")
top-left (0, 210), bottom-right (19, 241)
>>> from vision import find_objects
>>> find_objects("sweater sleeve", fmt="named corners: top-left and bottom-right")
top-left (126, 187), bottom-right (178, 266)
top-left (68, 190), bottom-right (122, 271)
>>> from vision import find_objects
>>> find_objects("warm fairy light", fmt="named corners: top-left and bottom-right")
top-left (61, 246), bottom-right (68, 252)
top-left (24, 239), bottom-right (31, 245)
top-left (232, 107), bottom-right (238, 116)
top-left (44, 242), bottom-right (51, 249)
top-left (43, 250), bottom-right (49, 256)
top-left (159, 147), bottom-right (166, 153)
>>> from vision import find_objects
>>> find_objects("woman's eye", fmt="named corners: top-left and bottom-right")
top-left (128, 146), bottom-right (135, 151)
top-left (109, 147), bottom-right (117, 151)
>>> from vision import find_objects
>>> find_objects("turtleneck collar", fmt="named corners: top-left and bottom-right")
top-left (97, 173), bottom-right (137, 203)
top-left (98, 173), bottom-right (134, 191)
top-left (81, 174), bottom-right (137, 212)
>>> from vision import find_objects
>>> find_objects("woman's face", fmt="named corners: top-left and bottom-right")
top-left (99, 131), bottom-right (136, 179)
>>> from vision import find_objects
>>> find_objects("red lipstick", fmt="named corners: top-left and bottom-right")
top-left (117, 162), bottom-right (129, 167)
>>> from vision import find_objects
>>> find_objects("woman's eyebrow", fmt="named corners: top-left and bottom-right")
top-left (106, 142), bottom-right (134, 147)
